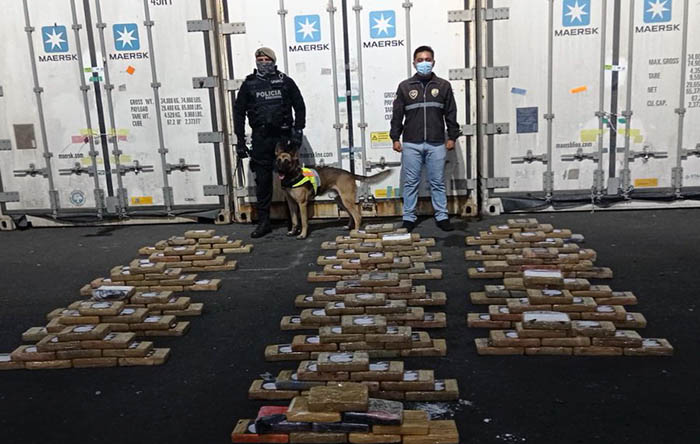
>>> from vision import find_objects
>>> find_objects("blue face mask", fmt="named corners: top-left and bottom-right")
top-left (415, 61), bottom-right (433, 76)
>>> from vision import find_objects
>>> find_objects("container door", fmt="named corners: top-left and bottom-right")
top-left (348, 0), bottom-right (470, 211)
top-left (0, 0), bottom-right (107, 216)
top-left (482, 0), bottom-right (614, 213)
top-left (226, 0), bottom-right (345, 208)
top-left (616, 0), bottom-right (700, 201)
top-left (93, 0), bottom-right (224, 214)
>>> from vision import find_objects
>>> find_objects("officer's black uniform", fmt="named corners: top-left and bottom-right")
top-left (233, 69), bottom-right (306, 232)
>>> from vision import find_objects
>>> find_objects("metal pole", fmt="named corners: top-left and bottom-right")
top-left (608, 0), bottom-right (622, 181)
top-left (95, 0), bottom-right (127, 215)
top-left (403, 1), bottom-right (413, 78)
top-left (474, 0), bottom-right (487, 213)
top-left (620, 0), bottom-right (635, 195)
top-left (594, 0), bottom-right (608, 196)
top-left (327, 0), bottom-right (344, 167)
top-left (206, 0), bottom-right (232, 218)
top-left (142, 0), bottom-right (173, 212)
top-left (353, 0), bottom-right (369, 187)
top-left (673, 0), bottom-right (690, 196)
top-left (22, 0), bottom-right (59, 216)
top-left (70, 0), bottom-right (104, 218)
top-left (278, 0), bottom-right (289, 74)
top-left (543, 0), bottom-right (555, 199)
top-left (341, 0), bottom-right (356, 174)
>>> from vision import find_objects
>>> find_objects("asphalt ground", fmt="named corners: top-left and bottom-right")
top-left (0, 209), bottom-right (698, 444)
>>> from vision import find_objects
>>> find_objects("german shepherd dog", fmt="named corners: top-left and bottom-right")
top-left (275, 143), bottom-right (391, 239)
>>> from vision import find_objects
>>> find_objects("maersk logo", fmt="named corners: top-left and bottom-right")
top-left (555, 0), bottom-right (598, 36)
top-left (562, 0), bottom-right (590, 27)
top-left (370, 11), bottom-right (396, 38)
top-left (38, 25), bottom-right (78, 62)
top-left (109, 23), bottom-right (149, 60)
top-left (295, 15), bottom-right (321, 43)
top-left (363, 10), bottom-right (404, 49)
top-left (42, 25), bottom-right (68, 53)
top-left (113, 24), bottom-right (140, 51)
top-left (644, 0), bottom-right (672, 23)
top-left (289, 14), bottom-right (329, 52)
top-left (636, 0), bottom-right (679, 32)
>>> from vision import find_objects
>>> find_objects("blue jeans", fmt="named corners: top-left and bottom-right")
top-left (401, 142), bottom-right (448, 222)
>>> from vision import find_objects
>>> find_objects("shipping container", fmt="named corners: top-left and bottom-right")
top-left (225, 0), bottom-right (474, 223)
top-left (1, 0), bottom-right (699, 230)
top-left (0, 0), bottom-right (233, 229)
top-left (477, 0), bottom-right (700, 213)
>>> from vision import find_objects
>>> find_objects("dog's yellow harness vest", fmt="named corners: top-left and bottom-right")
top-left (292, 168), bottom-right (321, 194)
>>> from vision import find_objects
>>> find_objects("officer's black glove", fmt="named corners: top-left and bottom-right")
top-left (290, 128), bottom-right (304, 149)
top-left (235, 134), bottom-right (249, 159)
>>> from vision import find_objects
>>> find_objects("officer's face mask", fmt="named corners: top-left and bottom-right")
top-left (256, 61), bottom-right (277, 76)
top-left (415, 61), bottom-right (433, 76)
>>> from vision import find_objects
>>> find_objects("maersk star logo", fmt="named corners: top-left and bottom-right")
top-left (644, 0), bottom-right (672, 23)
top-left (370, 10), bottom-right (396, 39)
top-left (562, 0), bottom-right (590, 27)
top-left (295, 15), bottom-right (321, 43)
top-left (42, 25), bottom-right (68, 53)
top-left (113, 23), bottom-right (140, 51)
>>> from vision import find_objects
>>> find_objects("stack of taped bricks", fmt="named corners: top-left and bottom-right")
top-left (233, 383), bottom-right (459, 444)
top-left (249, 223), bottom-right (458, 408)
top-left (0, 229), bottom-right (247, 371)
top-left (77, 228), bottom-right (251, 296)
top-left (465, 217), bottom-right (674, 357)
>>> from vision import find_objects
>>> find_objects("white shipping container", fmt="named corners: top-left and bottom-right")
top-left (481, 0), bottom-right (700, 213)
top-left (225, 0), bottom-right (472, 219)
top-left (0, 0), bottom-right (231, 225)
top-left (1, 0), bottom-right (698, 229)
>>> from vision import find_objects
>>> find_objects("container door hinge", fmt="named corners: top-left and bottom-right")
top-left (466, 178), bottom-right (509, 189)
top-left (186, 20), bottom-right (246, 35)
top-left (448, 7), bottom-right (509, 23)
top-left (561, 148), bottom-right (606, 162)
top-left (449, 66), bottom-right (509, 81)
top-left (59, 162), bottom-right (97, 176)
top-left (680, 144), bottom-right (700, 159)
top-left (627, 145), bottom-right (668, 162)
top-left (203, 185), bottom-right (228, 196)
top-left (0, 192), bottom-right (20, 203)
top-left (13, 164), bottom-right (49, 178)
top-left (166, 158), bottom-right (201, 173)
top-left (511, 150), bottom-right (547, 164)
top-left (113, 161), bottom-right (154, 176)
top-left (198, 132), bottom-right (224, 144)
top-left (365, 157), bottom-right (401, 171)
top-left (461, 123), bottom-right (509, 136)
top-left (192, 76), bottom-right (217, 89)
top-left (672, 167), bottom-right (683, 190)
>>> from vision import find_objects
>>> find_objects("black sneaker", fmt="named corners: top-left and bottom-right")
top-left (401, 220), bottom-right (416, 232)
top-left (251, 223), bottom-right (272, 238)
top-left (436, 219), bottom-right (454, 232)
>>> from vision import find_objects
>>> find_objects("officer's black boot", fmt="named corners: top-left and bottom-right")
top-left (251, 210), bottom-right (272, 238)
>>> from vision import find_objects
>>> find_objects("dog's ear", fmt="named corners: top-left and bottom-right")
top-left (292, 149), bottom-right (300, 160)
top-left (275, 142), bottom-right (285, 157)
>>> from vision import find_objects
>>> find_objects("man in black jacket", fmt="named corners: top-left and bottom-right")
top-left (390, 45), bottom-right (459, 232)
top-left (234, 47), bottom-right (306, 238)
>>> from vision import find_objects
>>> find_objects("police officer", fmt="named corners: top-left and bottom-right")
top-left (234, 47), bottom-right (306, 238)
top-left (390, 45), bottom-right (459, 233)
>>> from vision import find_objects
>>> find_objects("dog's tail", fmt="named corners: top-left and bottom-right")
top-left (352, 169), bottom-right (392, 184)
